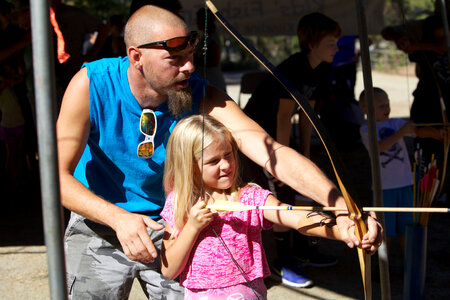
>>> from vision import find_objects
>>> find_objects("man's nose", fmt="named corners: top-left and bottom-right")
top-left (181, 57), bottom-right (195, 74)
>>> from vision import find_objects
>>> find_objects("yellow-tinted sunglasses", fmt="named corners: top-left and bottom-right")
top-left (137, 109), bottom-right (157, 159)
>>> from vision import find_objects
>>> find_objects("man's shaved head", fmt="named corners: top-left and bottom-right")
top-left (124, 5), bottom-right (188, 49)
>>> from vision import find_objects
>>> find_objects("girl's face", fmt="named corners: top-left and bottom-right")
top-left (197, 138), bottom-right (236, 193)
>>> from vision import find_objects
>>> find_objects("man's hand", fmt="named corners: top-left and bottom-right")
top-left (362, 213), bottom-right (383, 255)
top-left (111, 212), bottom-right (164, 263)
top-left (336, 213), bottom-right (383, 254)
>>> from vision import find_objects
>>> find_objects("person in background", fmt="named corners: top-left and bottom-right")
top-left (327, 35), bottom-right (365, 151)
top-left (359, 87), bottom-right (448, 252)
top-left (332, 35), bottom-right (359, 101)
top-left (0, 63), bottom-right (25, 188)
top-left (242, 12), bottom-right (342, 288)
top-left (160, 114), bottom-right (380, 299)
top-left (0, 1), bottom-right (36, 189)
top-left (96, 14), bottom-right (127, 58)
top-left (408, 15), bottom-right (450, 205)
top-left (381, 12), bottom-right (450, 204)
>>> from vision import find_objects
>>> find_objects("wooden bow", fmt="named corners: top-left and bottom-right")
top-left (205, 1), bottom-right (371, 298)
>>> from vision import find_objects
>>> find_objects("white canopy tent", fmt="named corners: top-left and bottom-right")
top-left (180, 0), bottom-right (386, 36)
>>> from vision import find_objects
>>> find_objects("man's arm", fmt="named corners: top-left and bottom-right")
top-left (56, 68), bottom-right (163, 262)
top-left (204, 86), bottom-right (379, 247)
top-left (415, 126), bottom-right (450, 141)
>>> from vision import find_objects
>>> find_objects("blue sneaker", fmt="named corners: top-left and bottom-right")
top-left (294, 251), bottom-right (338, 268)
top-left (271, 261), bottom-right (313, 288)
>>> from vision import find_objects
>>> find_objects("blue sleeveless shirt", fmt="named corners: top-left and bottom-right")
top-left (73, 57), bottom-right (205, 217)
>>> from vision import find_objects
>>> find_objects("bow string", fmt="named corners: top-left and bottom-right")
top-left (205, 1), bottom-right (372, 298)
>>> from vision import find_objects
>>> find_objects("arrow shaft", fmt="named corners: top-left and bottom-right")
top-left (207, 204), bottom-right (449, 213)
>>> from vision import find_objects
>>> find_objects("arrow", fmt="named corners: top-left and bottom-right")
top-left (206, 200), bottom-right (450, 213)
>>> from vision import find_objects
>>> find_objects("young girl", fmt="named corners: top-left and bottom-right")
top-left (161, 115), bottom-right (349, 299)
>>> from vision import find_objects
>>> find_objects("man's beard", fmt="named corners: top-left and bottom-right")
top-left (167, 86), bottom-right (192, 117)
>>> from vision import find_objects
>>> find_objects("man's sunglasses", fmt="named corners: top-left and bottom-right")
top-left (137, 109), bottom-right (157, 159)
top-left (137, 31), bottom-right (198, 52)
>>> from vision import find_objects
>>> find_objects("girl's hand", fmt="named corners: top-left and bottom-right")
top-left (187, 200), bottom-right (214, 232)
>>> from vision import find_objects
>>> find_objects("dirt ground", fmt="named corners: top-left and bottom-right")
top-left (1, 69), bottom-right (449, 300)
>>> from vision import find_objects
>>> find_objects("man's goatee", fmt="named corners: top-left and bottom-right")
top-left (168, 87), bottom-right (193, 117)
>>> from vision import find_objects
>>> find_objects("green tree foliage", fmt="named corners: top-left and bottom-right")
top-left (385, 0), bottom-right (435, 26)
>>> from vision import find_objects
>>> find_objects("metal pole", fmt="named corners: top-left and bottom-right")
top-left (439, 0), bottom-right (450, 64)
top-left (355, 0), bottom-right (391, 299)
top-left (29, 0), bottom-right (67, 299)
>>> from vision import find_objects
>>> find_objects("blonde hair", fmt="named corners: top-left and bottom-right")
top-left (164, 114), bottom-right (242, 231)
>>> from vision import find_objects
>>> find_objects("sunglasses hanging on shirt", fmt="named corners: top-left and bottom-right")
top-left (137, 109), bottom-right (157, 159)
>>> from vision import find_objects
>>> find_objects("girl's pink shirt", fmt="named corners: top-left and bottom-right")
top-left (161, 185), bottom-right (273, 289)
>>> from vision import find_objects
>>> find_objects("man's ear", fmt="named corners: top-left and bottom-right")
top-left (128, 47), bottom-right (143, 69)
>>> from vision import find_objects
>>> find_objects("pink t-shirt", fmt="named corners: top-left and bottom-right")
top-left (161, 185), bottom-right (273, 289)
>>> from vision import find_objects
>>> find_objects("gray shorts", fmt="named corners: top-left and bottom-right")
top-left (64, 213), bottom-right (184, 300)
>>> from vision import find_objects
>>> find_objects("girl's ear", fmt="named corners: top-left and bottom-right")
top-left (193, 163), bottom-right (201, 180)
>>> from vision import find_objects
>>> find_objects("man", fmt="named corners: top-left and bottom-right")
top-left (57, 5), bottom-right (381, 299)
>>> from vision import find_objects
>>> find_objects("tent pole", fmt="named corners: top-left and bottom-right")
top-left (29, 0), bottom-right (67, 299)
top-left (439, 0), bottom-right (450, 64)
top-left (354, 0), bottom-right (391, 299)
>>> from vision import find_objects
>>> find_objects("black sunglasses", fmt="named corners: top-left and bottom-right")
top-left (137, 31), bottom-right (198, 52)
